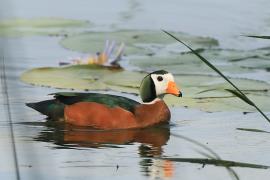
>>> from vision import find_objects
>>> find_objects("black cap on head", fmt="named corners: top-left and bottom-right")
top-left (150, 70), bottom-right (168, 75)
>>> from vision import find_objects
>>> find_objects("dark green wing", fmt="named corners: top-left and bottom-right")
top-left (52, 92), bottom-right (140, 112)
top-left (26, 92), bottom-right (140, 120)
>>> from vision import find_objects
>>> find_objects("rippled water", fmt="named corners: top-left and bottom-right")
top-left (1, 0), bottom-right (270, 179)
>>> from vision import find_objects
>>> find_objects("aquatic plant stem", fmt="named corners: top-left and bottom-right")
top-left (162, 30), bottom-right (270, 123)
top-left (1, 56), bottom-right (20, 180)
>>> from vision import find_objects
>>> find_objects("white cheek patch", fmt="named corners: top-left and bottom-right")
top-left (151, 73), bottom-right (174, 96)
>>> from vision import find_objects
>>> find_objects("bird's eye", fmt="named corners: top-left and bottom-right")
top-left (157, 76), bottom-right (163, 81)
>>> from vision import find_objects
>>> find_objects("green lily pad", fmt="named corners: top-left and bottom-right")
top-left (0, 18), bottom-right (91, 37)
top-left (21, 65), bottom-right (122, 90)
top-left (234, 58), bottom-right (270, 70)
top-left (129, 55), bottom-right (254, 75)
top-left (59, 30), bottom-right (219, 55)
top-left (20, 65), bottom-right (270, 112)
top-left (129, 47), bottom-right (270, 76)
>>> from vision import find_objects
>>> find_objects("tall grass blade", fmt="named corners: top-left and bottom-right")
top-left (225, 89), bottom-right (254, 106)
top-left (162, 30), bottom-right (270, 123)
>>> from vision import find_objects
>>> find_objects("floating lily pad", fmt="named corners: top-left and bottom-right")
top-left (234, 58), bottom-right (270, 70)
top-left (60, 30), bottom-right (219, 55)
top-left (200, 48), bottom-right (270, 61)
top-left (129, 55), bottom-right (253, 75)
top-left (0, 18), bottom-right (91, 37)
top-left (20, 65), bottom-right (270, 112)
top-left (129, 47), bottom-right (270, 76)
top-left (21, 65), bottom-right (122, 90)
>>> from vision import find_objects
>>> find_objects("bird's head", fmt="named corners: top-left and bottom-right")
top-left (139, 70), bottom-right (182, 103)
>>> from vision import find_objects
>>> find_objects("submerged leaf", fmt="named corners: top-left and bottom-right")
top-left (236, 128), bottom-right (270, 134)
top-left (159, 157), bottom-right (269, 169)
top-left (245, 35), bottom-right (270, 39)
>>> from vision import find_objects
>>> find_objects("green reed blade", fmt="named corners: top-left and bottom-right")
top-left (162, 30), bottom-right (270, 123)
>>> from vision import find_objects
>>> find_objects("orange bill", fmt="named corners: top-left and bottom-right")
top-left (166, 81), bottom-right (182, 97)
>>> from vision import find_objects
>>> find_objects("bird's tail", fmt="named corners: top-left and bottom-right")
top-left (26, 100), bottom-right (65, 121)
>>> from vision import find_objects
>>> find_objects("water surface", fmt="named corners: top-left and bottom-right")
top-left (1, 0), bottom-right (270, 179)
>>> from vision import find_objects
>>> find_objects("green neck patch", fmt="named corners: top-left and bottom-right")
top-left (139, 74), bottom-right (156, 103)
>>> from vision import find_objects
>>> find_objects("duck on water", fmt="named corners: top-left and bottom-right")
top-left (26, 70), bottom-right (182, 129)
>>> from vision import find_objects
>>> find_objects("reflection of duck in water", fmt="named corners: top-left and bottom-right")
top-left (33, 122), bottom-right (174, 179)
top-left (138, 131), bottom-right (174, 180)
top-left (140, 156), bottom-right (174, 180)
top-left (35, 123), bottom-right (170, 149)
top-left (26, 70), bottom-right (182, 129)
